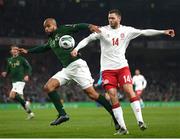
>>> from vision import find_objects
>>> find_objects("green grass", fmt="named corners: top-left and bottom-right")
top-left (0, 106), bottom-right (180, 138)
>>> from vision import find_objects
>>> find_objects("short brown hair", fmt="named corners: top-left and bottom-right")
top-left (109, 9), bottom-right (122, 17)
top-left (10, 44), bottom-right (18, 49)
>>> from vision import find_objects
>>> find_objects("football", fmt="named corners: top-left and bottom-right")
top-left (59, 35), bottom-right (75, 50)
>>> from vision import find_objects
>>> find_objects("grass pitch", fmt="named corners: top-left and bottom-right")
top-left (0, 104), bottom-right (180, 138)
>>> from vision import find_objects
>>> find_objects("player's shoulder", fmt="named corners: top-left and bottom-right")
top-left (121, 25), bottom-right (136, 30)
top-left (7, 57), bottom-right (11, 62)
top-left (63, 24), bottom-right (75, 28)
top-left (18, 55), bottom-right (27, 61)
top-left (140, 74), bottom-right (145, 78)
top-left (99, 25), bottom-right (110, 31)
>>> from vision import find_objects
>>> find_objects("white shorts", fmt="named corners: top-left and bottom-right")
top-left (52, 59), bottom-right (94, 89)
top-left (11, 81), bottom-right (25, 95)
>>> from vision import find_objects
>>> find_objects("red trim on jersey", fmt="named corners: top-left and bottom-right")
top-left (130, 97), bottom-right (139, 102)
top-left (112, 103), bottom-right (120, 109)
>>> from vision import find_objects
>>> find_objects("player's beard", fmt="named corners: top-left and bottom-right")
top-left (46, 32), bottom-right (53, 37)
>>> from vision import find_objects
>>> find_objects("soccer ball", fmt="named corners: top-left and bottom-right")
top-left (59, 35), bottom-right (75, 50)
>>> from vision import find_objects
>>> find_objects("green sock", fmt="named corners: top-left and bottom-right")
top-left (96, 94), bottom-right (118, 126)
top-left (14, 93), bottom-right (26, 108)
top-left (48, 91), bottom-right (66, 116)
top-left (14, 93), bottom-right (32, 113)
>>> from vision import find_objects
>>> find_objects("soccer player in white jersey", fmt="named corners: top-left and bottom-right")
top-left (71, 9), bottom-right (175, 135)
top-left (132, 69), bottom-right (147, 108)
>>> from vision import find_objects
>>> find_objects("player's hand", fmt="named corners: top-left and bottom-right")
top-left (71, 49), bottom-right (78, 57)
top-left (18, 48), bottom-right (28, 54)
top-left (24, 75), bottom-right (29, 82)
top-left (164, 29), bottom-right (175, 37)
top-left (89, 24), bottom-right (101, 33)
top-left (94, 83), bottom-right (98, 87)
top-left (1, 72), bottom-right (7, 77)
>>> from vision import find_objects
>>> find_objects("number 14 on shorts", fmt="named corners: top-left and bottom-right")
top-left (123, 75), bottom-right (132, 83)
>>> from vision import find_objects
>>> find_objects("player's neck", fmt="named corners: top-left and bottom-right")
top-left (110, 24), bottom-right (120, 29)
top-left (12, 54), bottom-right (18, 58)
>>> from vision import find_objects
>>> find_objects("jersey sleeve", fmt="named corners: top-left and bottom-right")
top-left (22, 57), bottom-right (32, 76)
top-left (142, 76), bottom-right (147, 89)
top-left (4, 59), bottom-right (10, 74)
top-left (58, 23), bottom-right (89, 34)
top-left (127, 27), bottom-right (165, 40)
top-left (127, 27), bottom-right (142, 40)
top-left (28, 43), bottom-right (51, 53)
top-left (75, 32), bottom-right (100, 51)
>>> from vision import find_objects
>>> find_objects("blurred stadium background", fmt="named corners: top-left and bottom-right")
top-left (0, 0), bottom-right (180, 103)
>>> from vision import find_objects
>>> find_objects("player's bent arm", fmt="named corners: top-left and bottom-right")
top-left (2, 59), bottom-right (10, 77)
top-left (143, 78), bottom-right (147, 89)
top-left (63, 23), bottom-right (100, 33)
top-left (75, 33), bottom-right (99, 51)
top-left (62, 23), bottom-right (89, 33)
top-left (1, 72), bottom-right (7, 77)
top-left (28, 44), bottom-right (51, 53)
top-left (23, 58), bottom-right (32, 76)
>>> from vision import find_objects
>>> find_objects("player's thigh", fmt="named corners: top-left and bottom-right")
top-left (71, 61), bottom-right (94, 90)
top-left (102, 70), bottom-right (118, 91)
top-left (44, 70), bottom-right (69, 92)
top-left (9, 91), bottom-right (17, 99)
top-left (11, 82), bottom-right (25, 95)
top-left (118, 67), bottom-right (133, 88)
top-left (118, 67), bottom-right (136, 98)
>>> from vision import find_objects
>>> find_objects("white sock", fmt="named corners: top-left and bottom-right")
top-left (140, 99), bottom-right (144, 104)
top-left (112, 107), bottom-right (127, 129)
top-left (130, 100), bottom-right (144, 123)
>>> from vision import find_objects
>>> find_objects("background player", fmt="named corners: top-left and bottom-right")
top-left (1, 45), bottom-right (34, 120)
top-left (132, 69), bottom-right (147, 108)
top-left (71, 9), bottom-right (175, 134)
top-left (19, 18), bottom-right (120, 131)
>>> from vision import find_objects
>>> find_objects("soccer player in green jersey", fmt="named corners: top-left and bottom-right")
top-left (19, 18), bottom-right (120, 131)
top-left (1, 45), bottom-right (35, 119)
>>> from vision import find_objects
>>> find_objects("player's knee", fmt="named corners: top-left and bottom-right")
top-left (43, 84), bottom-right (54, 93)
top-left (9, 92), bottom-right (16, 99)
top-left (108, 91), bottom-right (116, 98)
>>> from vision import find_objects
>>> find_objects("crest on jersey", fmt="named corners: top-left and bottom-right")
top-left (103, 79), bottom-right (109, 85)
top-left (120, 33), bottom-right (125, 39)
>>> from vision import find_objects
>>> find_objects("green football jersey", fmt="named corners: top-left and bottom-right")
top-left (28, 23), bottom-right (89, 67)
top-left (5, 56), bottom-right (32, 83)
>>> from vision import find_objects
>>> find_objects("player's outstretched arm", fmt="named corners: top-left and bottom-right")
top-left (71, 32), bottom-right (100, 57)
top-left (19, 44), bottom-right (51, 54)
top-left (140, 29), bottom-right (175, 37)
top-left (88, 24), bottom-right (101, 33)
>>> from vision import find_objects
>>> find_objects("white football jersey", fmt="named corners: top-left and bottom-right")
top-left (75, 25), bottom-right (164, 71)
top-left (82, 25), bottom-right (142, 71)
top-left (132, 75), bottom-right (147, 91)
